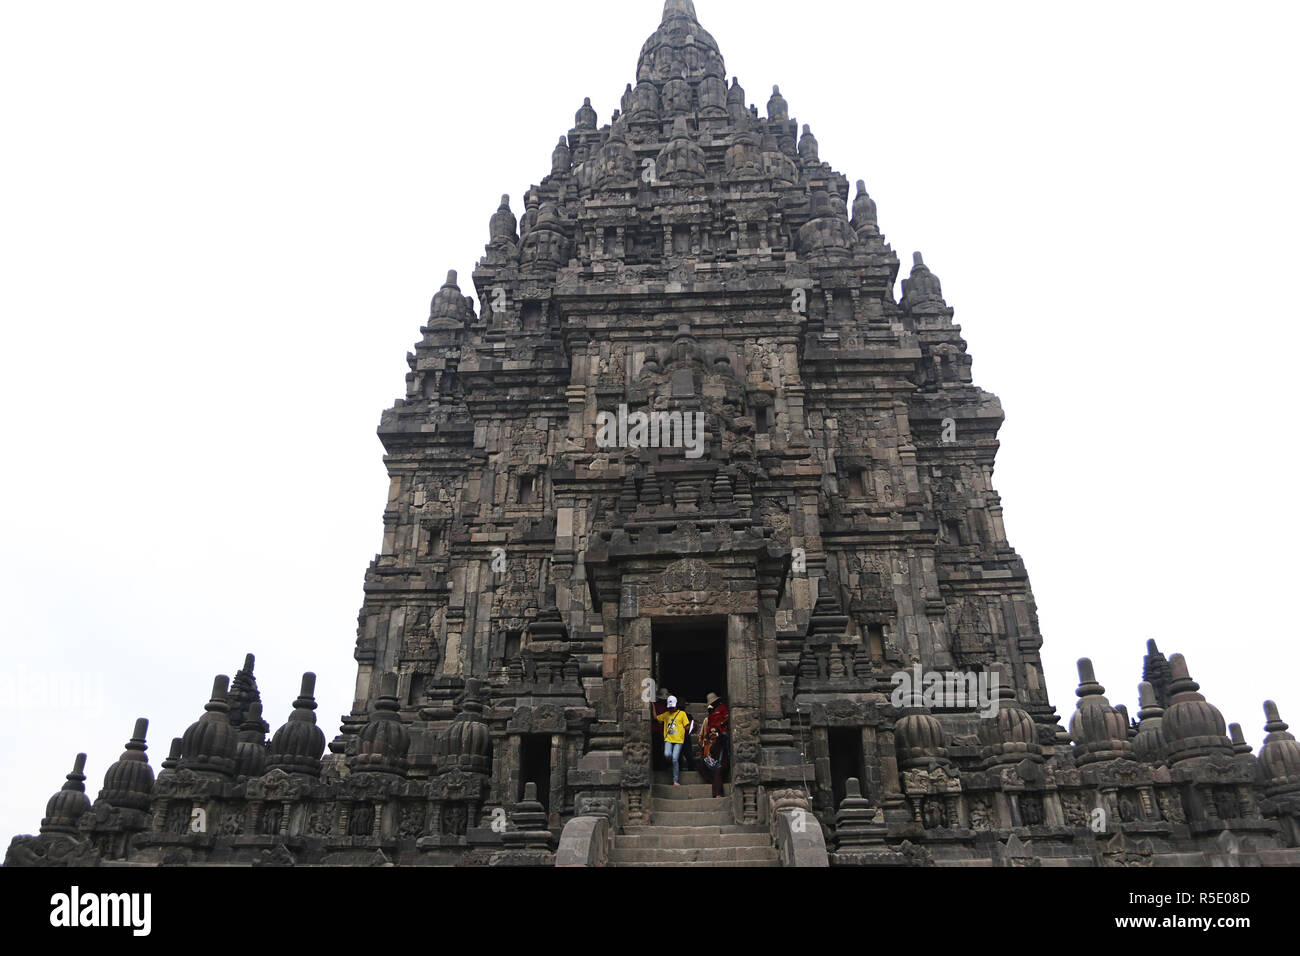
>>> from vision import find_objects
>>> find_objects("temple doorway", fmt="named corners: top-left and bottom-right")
top-left (828, 727), bottom-right (864, 810)
top-left (650, 617), bottom-right (729, 777)
top-left (652, 617), bottom-right (728, 706)
top-left (518, 734), bottom-right (551, 811)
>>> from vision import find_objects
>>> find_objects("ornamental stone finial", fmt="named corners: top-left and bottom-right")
top-left (267, 672), bottom-right (326, 777)
top-left (768, 85), bottom-right (788, 122)
top-left (40, 753), bottom-right (91, 835)
top-left (798, 124), bottom-right (819, 162)
top-left (852, 180), bottom-right (879, 236)
top-left (662, 0), bottom-right (698, 23)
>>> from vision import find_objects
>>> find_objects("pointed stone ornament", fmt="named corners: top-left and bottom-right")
top-left (439, 678), bottom-right (492, 775)
top-left (98, 718), bottom-right (154, 811)
top-left (1142, 639), bottom-right (1173, 709)
top-left (574, 96), bottom-right (597, 130)
top-left (1069, 659), bottom-right (1134, 765)
top-left (798, 124), bottom-right (819, 163)
top-left (835, 778), bottom-right (886, 847)
top-left (40, 753), bottom-right (91, 835)
top-left (234, 700), bottom-right (268, 778)
top-left (551, 136), bottom-right (571, 175)
top-left (662, 0), bottom-right (698, 21)
top-left (503, 782), bottom-right (554, 849)
top-left (1229, 723), bottom-right (1252, 756)
top-left (349, 673), bottom-right (410, 777)
top-left (894, 705), bottom-right (950, 770)
top-left (228, 653), bottom-right (269, 737)
top-left (767, 84), bottom-right (789, 122)
top-left (159, 737), bottom-right (183, 774)
top-left (429, 269), bottom-right (474, 326)
top-left (1260, 700), bottom-right (1300, 791)
top-left (852, 180), bottom-right (879, 236)
top-left (1133, 681), bottom-right (1169, 764)
top-left (179, 675), bottom-right (238, 779)
top-left (980, 663), bottom-right (1043, 767)
top-left (901, 251), bottom-right (947, 311)
top-left (1162, 654), bottom-right (1233, 764)
top-left (489, 194), bottom-right (518, 248)
top-left (267, 672), bottom-right (326, 778)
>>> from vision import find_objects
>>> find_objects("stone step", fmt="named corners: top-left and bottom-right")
top-left (610, 846), bottom-right (781, 864)
top-left (651, 784), bottom-right (729, 799)
top-left (622, 824), bottom-right (766, 836)
top-left (647, 796), bottom-right (731, 812)
top-left (616, 832), bottom-right (772, 849)
top-left (609, 860), bottom-right (780, 868)
top-left (652, 764), bottom-right (719, 777)
top-left (647, 810), bottom-right (736, 826)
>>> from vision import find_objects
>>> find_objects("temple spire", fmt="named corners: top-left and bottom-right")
top-left (663, 0), bottom-right (698, 22)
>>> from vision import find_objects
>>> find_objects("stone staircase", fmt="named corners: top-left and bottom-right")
top-left (609, 774), bottom-right (780, 867)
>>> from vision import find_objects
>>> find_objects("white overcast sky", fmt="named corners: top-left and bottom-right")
top-left (2, 0), bottom-right (1298, 841)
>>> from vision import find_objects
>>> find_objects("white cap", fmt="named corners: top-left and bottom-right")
top-left (667, 696), bottom-right (678, 708)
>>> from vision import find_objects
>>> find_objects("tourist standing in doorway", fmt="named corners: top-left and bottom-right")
top-left (698, 692), bottom-right (730, 798)
top-left (655, 695), bottom-right (691, 785)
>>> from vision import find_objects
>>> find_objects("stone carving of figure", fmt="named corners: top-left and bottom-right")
top-left (922, 799), bottom-right (944, 829)
top-left (1020, 796), bottom-right (1043, 826)
top-left (1118, 795), bottom-right (1140, 822)
top-left (349, 802), bottom-right (374, 837)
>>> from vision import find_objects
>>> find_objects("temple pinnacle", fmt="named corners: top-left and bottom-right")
top-left (663, 0), bottom-right (698, 23)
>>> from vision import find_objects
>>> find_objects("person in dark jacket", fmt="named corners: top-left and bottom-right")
top-left (697, 692), bottom-right (729, 797)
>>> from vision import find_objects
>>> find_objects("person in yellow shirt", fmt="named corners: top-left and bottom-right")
top-left (655, 695), bottom-right (693, 785)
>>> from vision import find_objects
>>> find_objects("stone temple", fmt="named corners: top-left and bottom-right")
top-left (8, 0), bottom-right (1299, 868)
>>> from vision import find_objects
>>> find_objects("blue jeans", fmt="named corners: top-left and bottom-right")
top-left (664, 741), bottom-right (683, 782)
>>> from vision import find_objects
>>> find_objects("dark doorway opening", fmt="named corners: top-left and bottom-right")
top-left (519, 734), bottom-right (551, 811)
top-left (651, 618), bottom-right (728, 778)
top-left (652, 617), bottom-right (728, 708)
top-left (828, 727), bottom-right (864, 810)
